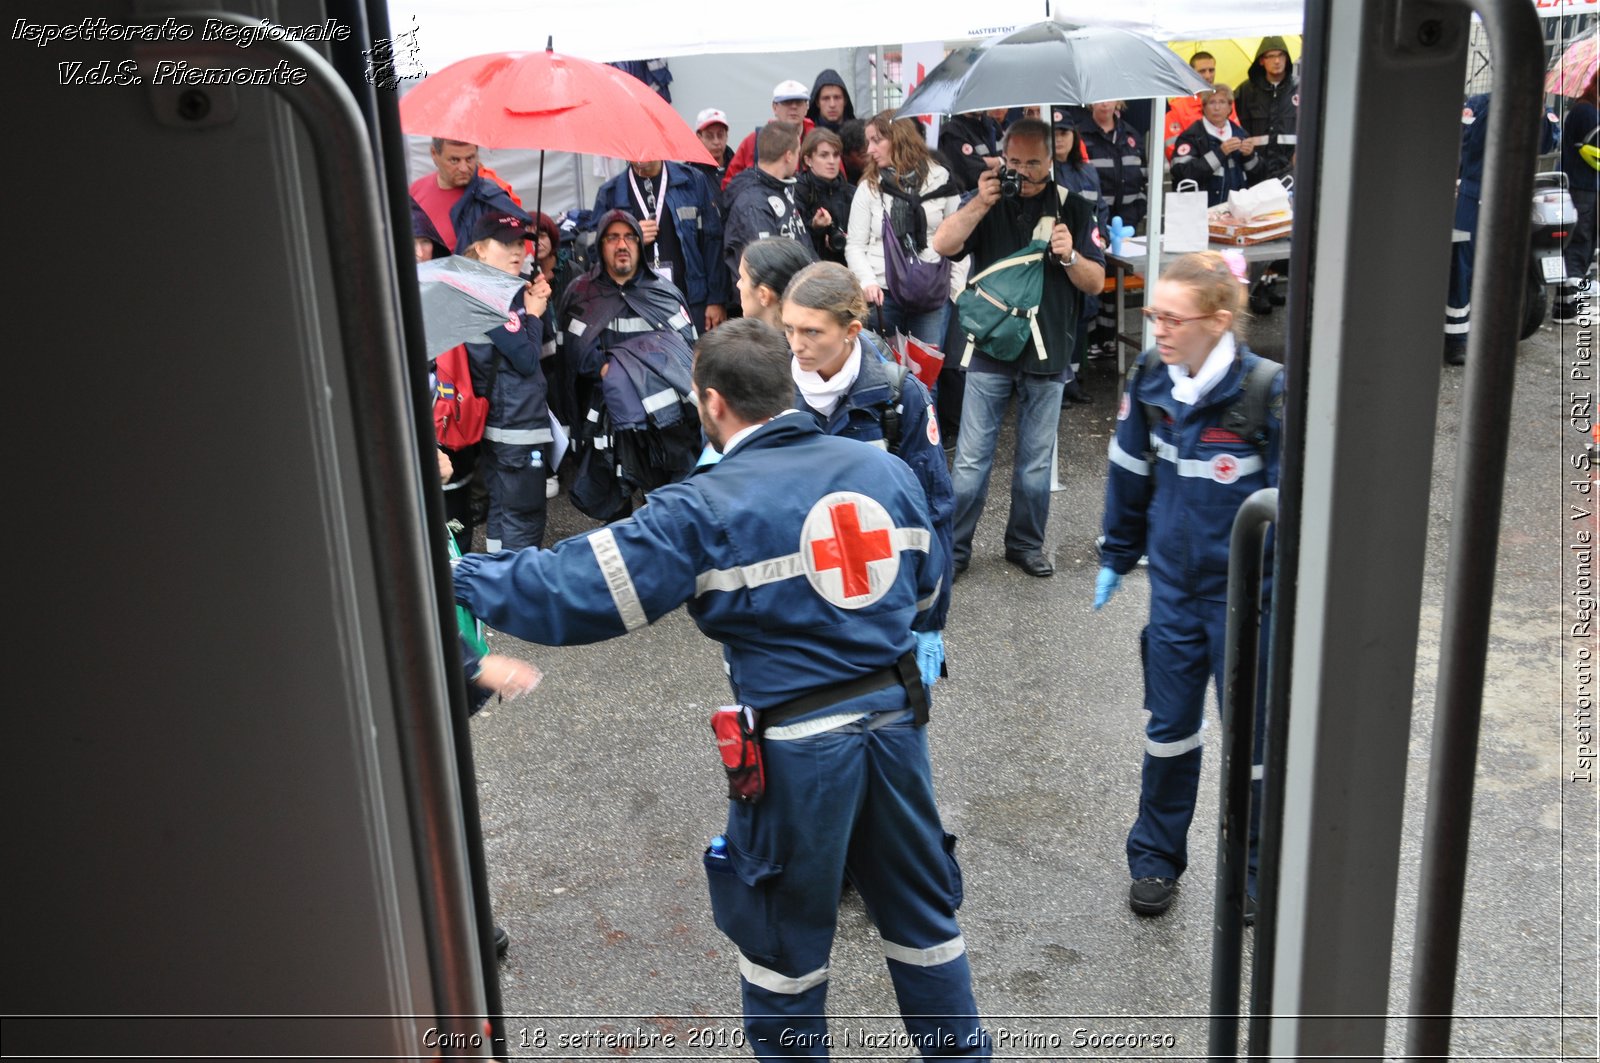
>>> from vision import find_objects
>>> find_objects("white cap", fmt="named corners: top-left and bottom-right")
top-left (695, 107), bottom-right (730, 132)
top-left (772, 79), bottom-right (810, 102)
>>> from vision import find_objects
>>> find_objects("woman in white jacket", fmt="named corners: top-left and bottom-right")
top-left (845, 111), bottom-right (962, 345)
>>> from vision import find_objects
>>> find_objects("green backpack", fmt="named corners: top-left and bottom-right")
top-left (955, 189), bottom-right (1068, 365)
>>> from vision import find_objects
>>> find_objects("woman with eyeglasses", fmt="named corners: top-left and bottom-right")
top-left (1093, 251), bottom-right (1285, 922)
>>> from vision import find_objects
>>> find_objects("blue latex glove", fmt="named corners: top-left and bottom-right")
top-left (915, 630), bottom-right (945, 688)
top-left (1093, 566), bottom-right (1122, 610)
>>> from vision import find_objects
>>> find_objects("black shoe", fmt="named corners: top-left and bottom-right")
top-left (1265, 281), bottom-right (1286, 307)
top-left (494, 925), bottom-right (510, 958)
top-left (1249, 284), bottom-right (1274, 315)
top-left (1062, 380), bottom-right (1093, 405)
top-left (1243, 895), bottom-right (1259, 927)
top-left (1004, 551), bottom-right (1054, 577)
top-left (952, 558), bottom-right (969, 583)
top-left (1444, 345), bottom-right (1466, 366)
top-left (1129, 876), bottom-right (1178, 916)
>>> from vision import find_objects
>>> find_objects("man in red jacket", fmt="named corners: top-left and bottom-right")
top-left (721, 80), bottom-right (815, 190)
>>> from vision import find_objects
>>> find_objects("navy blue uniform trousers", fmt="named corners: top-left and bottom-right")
top-left (707, 698), bottom-right (989, 1061)
top-left (1128, 582), bottom-right (1269, 891)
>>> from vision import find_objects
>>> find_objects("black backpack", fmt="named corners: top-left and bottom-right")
top-left (1134, 354), bottom-right (1282, 455)
top-left (858, 328), bottom-right (909, 455)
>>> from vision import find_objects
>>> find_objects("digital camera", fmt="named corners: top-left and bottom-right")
top-left (997, 166), bottom-right (1024, 199)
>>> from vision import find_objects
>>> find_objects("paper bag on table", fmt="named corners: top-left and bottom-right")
top-left (1226, 178), bottom-right (1292, 222)
top-left (1163, 179), bottom-right (1210, 253)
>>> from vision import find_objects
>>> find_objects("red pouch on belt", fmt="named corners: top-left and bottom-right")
top-left (711, 705), bottom-right (765, 803)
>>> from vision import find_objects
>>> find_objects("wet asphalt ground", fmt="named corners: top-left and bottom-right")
top-left (465, 309), bottom-right (1596, 1060)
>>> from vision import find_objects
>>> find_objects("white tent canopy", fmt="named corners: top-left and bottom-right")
top-left (387, 0), bottom-right (1582, 80)
top-left (389, 0), bottom-right (1044, 68)
top-left (387, 0), bottom-right (1306, 71)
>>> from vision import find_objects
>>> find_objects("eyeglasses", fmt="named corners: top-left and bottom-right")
top-left (1142, 308), bottom-right (1214, 329)
top-left (601, 232), bottom-right (640, 245)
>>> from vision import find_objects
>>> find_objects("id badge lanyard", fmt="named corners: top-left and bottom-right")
top-left (627, 163), bottom-right (669, 271)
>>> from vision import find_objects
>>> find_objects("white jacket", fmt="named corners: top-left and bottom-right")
top-left (845, 162), bottom-right (968, 299)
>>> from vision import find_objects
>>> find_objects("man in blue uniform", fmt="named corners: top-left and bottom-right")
top-left (452, 320), bottom-right (990, 1061)
top-left (591, 159), bottom-right (729, 333)
top-left (556, 210), bottom-right (700, 513)
top-left (1444, 93), bottom-right (1561, 363)
top-left (721, 122), bottom-right (817, 279)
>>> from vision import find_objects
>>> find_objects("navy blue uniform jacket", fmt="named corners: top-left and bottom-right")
top-left (799, 341), bottom-right (955, 629)
top-left (1102, 347), bottom-right (1284, 602)
top-left (453, 413), bottom-right (945, 709)
top-left (591, 163), bottom-right (731, 308)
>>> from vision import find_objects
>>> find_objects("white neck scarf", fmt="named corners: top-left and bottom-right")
top-left (1169, 332), bottom-right (1237, 405)
top-left (1205, 117), bottom-right (1231, 139)
top-left (792, 337), bottom-right (862, 418)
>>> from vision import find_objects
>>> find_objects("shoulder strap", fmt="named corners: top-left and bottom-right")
top-left (1220, 357), bottom-right (1283, 450)
top-left (968, 245), bottom-right (1047, 285)
top-left (857, 330), bottom-right (907, 454)
top-left (881, 360), bottom-right (906, 456)
top-left (1133, 355), bottom-right (1164, 458)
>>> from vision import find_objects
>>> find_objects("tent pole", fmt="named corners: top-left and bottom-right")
top-left (876, 45), bottom-right (886, 112)
top-left (1141, 98), bottom-right (1166, 356)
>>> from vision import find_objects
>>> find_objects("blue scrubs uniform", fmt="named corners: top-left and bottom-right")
top-left (1101, 347), bottom-right (1283, 888)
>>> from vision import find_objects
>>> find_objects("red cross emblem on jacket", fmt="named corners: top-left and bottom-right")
top-left (800, 492), bottom-right (901, 608)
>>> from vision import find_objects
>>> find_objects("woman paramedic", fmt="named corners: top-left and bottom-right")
top-left (1093, 251), bottom-right (1284, 920)
top-left (777, 259), bottom-right (955, 688)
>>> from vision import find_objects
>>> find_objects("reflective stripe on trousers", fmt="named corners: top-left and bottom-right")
top-left (705, 704), bottom-right (991, 1060)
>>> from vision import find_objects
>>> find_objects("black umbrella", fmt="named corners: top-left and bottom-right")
top-left (897, 22), bottom-right (1212, 116)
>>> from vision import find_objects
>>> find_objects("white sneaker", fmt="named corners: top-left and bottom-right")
top-left (545, 478), bottom-right (559, 500)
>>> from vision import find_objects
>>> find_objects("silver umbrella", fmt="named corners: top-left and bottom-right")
top-left (415, 255), bottom-right (530, 358)
top-left (897, 22), bottom-right (1212, 116)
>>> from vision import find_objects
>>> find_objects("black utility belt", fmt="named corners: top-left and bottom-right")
top-left (757, 652), bottom-right (929, 734)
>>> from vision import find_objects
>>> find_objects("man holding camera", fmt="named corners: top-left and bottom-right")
top-left (932, 119), bottom-right (1105, 579)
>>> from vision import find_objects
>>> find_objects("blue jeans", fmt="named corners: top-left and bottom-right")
top-left (876, 294), bottom-right (947, 347)
top-left (950, 370), bottom-right (1064, 563)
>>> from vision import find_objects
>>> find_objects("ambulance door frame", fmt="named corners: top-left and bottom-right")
top-left (1265, 0), bottom-right (1545, 1057)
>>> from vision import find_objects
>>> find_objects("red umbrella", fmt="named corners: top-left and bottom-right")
top-left (399, 44), bottom-right (713, 165)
